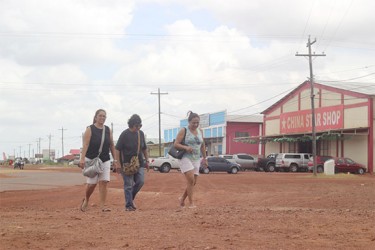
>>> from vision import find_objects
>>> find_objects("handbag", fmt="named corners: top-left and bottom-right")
top-left (168, 128), bottom-right (187, 159)
top-left (121, 131), bottom-right (141, 176)
top-left (83, 126), bottom-right (106, 178)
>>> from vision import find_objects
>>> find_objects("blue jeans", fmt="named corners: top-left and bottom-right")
top-left (121, 166), bottom-right (145, 209)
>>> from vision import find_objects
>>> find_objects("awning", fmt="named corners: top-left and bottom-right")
top-left (233, 128), bottom-right (369, 144)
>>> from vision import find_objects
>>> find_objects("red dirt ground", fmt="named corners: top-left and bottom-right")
top-left (1, 165), bottom-right (374, 250)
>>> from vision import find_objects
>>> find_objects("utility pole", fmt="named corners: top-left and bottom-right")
top-left (58, 127), bottom-right (67, 157)
top-left (27, 143), bottom-right (32, 159)
top-left (47, 134), bottom-right (53, 161)
top-left (36, 137), bottom-right (42, 154)
top-left (151, 88), bottom-right (168, 157)
top-left (296, 35), bottom-right (326, 176)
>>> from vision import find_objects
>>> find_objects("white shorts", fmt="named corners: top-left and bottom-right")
top-left (85, 158), bottom-right (111, 184)
top-left (179, 157), bottom-right (200, 175)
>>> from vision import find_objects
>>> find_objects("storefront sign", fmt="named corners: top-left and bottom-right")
top-left (200, 113), bottom-right (209, 128)
top-left (280, 105), bottom-right (344, 134)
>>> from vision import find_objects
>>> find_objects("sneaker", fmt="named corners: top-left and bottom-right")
top-left (132, 201), bottom-right (136, 209)
top-left (125, 206), bottom-right (136, 211)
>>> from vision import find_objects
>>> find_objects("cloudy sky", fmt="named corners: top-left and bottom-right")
top-left (1, 0), bottom-right (374, 159)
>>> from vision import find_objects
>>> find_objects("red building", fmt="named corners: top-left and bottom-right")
top-left (224, 116), bottom-right (263, 156)
top-left (237, 81), bottom-right (374, 174)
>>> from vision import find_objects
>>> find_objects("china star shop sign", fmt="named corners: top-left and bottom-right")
top-left (280, 105), bottom-right (344, 134)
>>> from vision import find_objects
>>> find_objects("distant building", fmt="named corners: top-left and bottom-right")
top-left (164, 110), bottom-right (263, 157)
top-left (42, 149), bottom-right (55, 161)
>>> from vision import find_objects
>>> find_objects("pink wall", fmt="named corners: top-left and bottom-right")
top-left (226, 122), bottom-right (261, 155)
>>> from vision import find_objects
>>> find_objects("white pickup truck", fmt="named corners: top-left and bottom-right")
top-left (149, 156), bottom-right (180, 173)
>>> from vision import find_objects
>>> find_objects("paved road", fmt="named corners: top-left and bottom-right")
top-left (0, 168), bottom-right (86, 192)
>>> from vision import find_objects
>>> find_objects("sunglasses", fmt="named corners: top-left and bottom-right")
top-left (135, 124), bottom-right (142, 128)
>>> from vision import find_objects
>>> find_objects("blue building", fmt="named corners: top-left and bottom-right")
top-left (163, 110), bottom-right (263, 157)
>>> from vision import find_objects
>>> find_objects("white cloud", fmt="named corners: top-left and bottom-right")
top-left (1, 0), bottom-right (374, 157)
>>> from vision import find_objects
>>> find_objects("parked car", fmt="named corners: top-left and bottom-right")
top-left (149, 156), bottom-right (180, 173)
top-left (257, 153), bottom-right (278, 172)
top-left (219, 153), bottom-right (257, 171)
top-left (275, 153), bottom-right (312, 172)
top-left (307, 156), bottom-right (334, 173)
top-left (334, 157), bottom-right (366, 174)
top-left (200, 156), bottom-right (241, 174)
top-left (219, 154), bottom-right (234, 160)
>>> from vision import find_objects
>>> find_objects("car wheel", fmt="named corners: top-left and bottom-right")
top-left (317, 165), bottom-right (324, 173)
top-left (230, 167), bottom-right (238, 174)
top-left (267, 163), bottom-right (275, 172)
top-left (203, 167), bottom-right (210, 174)
top-left (160, 163), bottom-right (171, 173)
top-left (357, 168), bottom-right (365, 175)
top-left (289, 164), bottom-right (298, 172)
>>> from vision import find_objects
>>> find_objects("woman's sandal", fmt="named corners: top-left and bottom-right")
top-left (80, 198), bottom-right (88, 212)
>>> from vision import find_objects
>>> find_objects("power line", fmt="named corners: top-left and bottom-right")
top-left (317, 73), bottom-right (375, 82)
top-left (323, 0), bottom-right (354, 52)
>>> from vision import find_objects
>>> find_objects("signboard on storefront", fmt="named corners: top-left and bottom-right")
top-left (280, 105), bottom-right (344, 134)
top-left (200, 113), bottom-right (209, 128)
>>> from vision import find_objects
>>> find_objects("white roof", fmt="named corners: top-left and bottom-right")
top-left (226, 115), bottom-right (263, 123)
top-left (319, 81), bottom-right (375, 95)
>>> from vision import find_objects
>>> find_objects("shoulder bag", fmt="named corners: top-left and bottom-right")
top-left (168, 128), bottom-right (187, 159)
top-left (121, 131), bottom-right (141, 176)
top-left (83, 126), bottom-right (105, 178)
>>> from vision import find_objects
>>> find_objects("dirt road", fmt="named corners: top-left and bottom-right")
top-left (0, 165), bottom-right (374, 249)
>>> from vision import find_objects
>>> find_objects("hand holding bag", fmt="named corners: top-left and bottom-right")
top-left (122, 131), bottom-right (141, 176)
top-left (83, 126), bottom-right (105, 178)
top-left (168, 128), bottom-right (187, 159)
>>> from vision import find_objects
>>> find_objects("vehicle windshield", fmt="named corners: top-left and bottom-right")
top-left (346, 158), bottom-right (355, 164)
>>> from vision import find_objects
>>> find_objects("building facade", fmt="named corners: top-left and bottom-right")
top-left (258, 81), bottom-right (374, 174)
top-left (164, 111), bottom-right (263, 157)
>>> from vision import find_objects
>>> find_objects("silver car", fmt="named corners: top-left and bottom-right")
top-left (219, 154), bottom-right (257, 171)
top-left (275, 153), bottom-right (312, 172)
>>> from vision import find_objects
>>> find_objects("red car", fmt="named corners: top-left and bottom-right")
top-left (308, 156), bottom-right (366, 174)
top-left (334, 157), bottom-right (366, 175)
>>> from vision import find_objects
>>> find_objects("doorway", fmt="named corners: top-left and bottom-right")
top-left (298, 141), bottom-right (312, 153)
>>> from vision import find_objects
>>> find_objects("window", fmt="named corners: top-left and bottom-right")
top-left (346, 158), bottom-right (354, 164)
top-left (235, 132), bottom-right (249, 138)
top-left (285, 154), bottom-right (301, 159)
top-left (320, 140), bottom-right (329, 156)
top-left (212, 127), bottom-right (217, 137)
top-left (222, 155), bottom-right (233, 159)
top-left (218, 127), bottom-right (223, 137)
top-left (237, 154), bottom-right (254, 160)
top-left (204, 128), bottom-right (211, 138)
